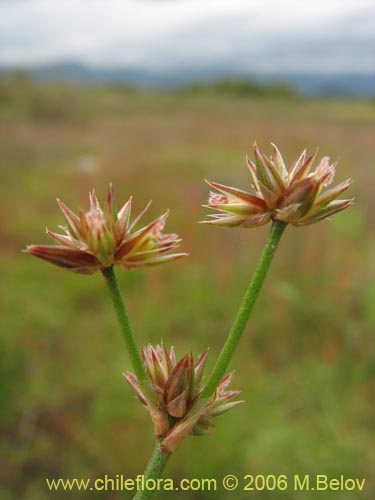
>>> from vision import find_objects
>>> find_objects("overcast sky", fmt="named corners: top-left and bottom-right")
top-left (0, 0), bottom-right (374, 73)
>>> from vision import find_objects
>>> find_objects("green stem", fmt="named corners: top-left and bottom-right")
top-left (101, 266), bottom-right (149, 393)
top-left (201, 220), bottom-right (287, 399)
top-left (133, 443), bottom-right (170, 500)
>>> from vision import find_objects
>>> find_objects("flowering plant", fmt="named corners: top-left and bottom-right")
top-left (26, 143), bottom-right (352, 500)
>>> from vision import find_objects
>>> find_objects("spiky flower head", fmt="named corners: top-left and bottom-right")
top-left (125, 343), bottom-right (243, 454)
top-left (25, 185), bottom-right (187, 274)
top-left (203, 142), bottom-right (353, 227)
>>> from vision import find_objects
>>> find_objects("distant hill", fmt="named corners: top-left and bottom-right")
top-left (0, 62), bottom-right (373, 97)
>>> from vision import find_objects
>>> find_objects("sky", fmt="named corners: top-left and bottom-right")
top-left (0, 0), bottom-right (374, 73)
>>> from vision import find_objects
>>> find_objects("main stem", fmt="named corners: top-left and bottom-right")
top-left (101, 266), bottom-right (149, 394)
top-left (201, 220), bottom-right (287, 399)
top-left (133, 443), bottom-right (170, 500)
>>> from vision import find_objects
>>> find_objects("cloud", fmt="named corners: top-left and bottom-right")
top-left (0, 0), bottom-right (373, 72)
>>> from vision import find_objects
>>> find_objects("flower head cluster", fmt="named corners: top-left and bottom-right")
top-left (125, 343), bottom-right (243, 453)
top-left (26, 185), bottom-right (187, 274)
top-left (203, 142), bottom-right (353, 227)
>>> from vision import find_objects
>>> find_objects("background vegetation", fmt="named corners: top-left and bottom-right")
top-left (0, 76), bottom-right (373, 499)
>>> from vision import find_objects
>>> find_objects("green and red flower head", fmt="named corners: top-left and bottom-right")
top-left (203, 142), bottom-right (353, 227)
top-left (125, 343), bottom-right (243, 453)
top-left (26, 185), bottom-right (187, 274)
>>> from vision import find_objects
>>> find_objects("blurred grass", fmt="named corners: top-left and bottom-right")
top-left (0, 76), bottom-right (373, 499)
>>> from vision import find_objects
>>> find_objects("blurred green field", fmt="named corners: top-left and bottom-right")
top-left (0, 78), bottom-right (373, 499)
